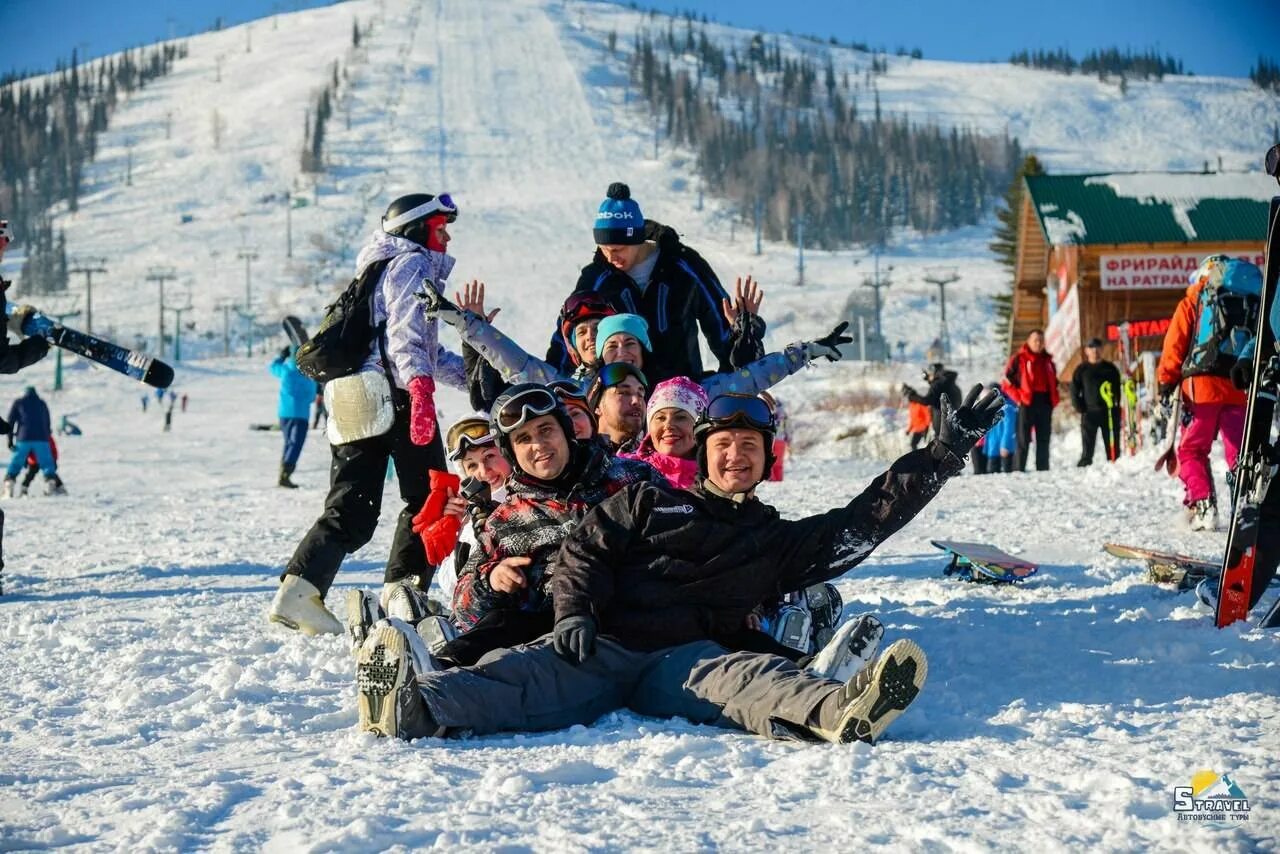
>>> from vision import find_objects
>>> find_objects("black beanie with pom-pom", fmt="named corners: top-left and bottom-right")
top-left (593, 182), bottom-right (645, 245)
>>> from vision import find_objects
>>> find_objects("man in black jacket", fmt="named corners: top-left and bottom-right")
top-left (903, 363), bottom-right (962, 437)
top-left (1070, 338), bottom-right (1123, 466)
top-left (545, 183), bottom-right (742, 385)
top-left (355, 388), bottom-right (1004, 745)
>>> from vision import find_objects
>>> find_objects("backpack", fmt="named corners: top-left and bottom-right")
top-left (1182, 256), bottom-right (1262, 379)
top-left (295, 258), bottom-right (392, 382)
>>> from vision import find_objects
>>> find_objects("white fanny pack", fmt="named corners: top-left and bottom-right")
top-left (325, 371), bottom-right (395, 445)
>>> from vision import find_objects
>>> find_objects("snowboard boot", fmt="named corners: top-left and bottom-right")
top-left (344, 588), bottom-right (384, 654)
top-left (806, 613), bottom-right (885, 683)
top-left (268, 575), bottom-right (343, 635)
top-left (416, 614), bottom-right (460, 655)
top-left (1, 479), bottom-right (12, 499)
top-left (278, 464), bottom-right (299, 489)
top-left (382, 578), bottom-right (437, 624)
top-left (1188, 498), bottom-right (1218, 532)
top-left (804, 582), bottom-right (844, 651)
top-left (356, 620), bottom-right (446, 740)
top-left (808, 638), bottom-right (928, 745)
top-left (44, 477), bottom-right (67, 497)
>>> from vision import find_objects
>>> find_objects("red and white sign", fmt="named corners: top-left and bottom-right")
top-left (1100, 251), bottom-right (1265, 291)
top-left (1105, 318), bottom-right (1172, 340)
top-left (1045, 283), bottom-right (1080, 374)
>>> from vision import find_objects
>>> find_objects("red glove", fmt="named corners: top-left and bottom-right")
top-left (424, 514), bottom-right (463, 565)
top-left (412, 470), bottom-right (461, 534)
top-left (407, 375), bottom-right (438, 446)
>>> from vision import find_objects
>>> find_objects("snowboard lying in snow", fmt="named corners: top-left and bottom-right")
top-left (932, 541), bottom-right (1039, 584)
top-left (6, 303), bottom-right (174, 388)
top-left (1103, 543), bottom-right (1219, 590)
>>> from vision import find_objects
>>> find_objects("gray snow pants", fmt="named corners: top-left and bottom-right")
top-left (417, 636), bottom-right (843, 739)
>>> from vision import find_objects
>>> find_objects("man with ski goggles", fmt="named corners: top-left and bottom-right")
top-left (356, 385), bottom-right (1005, 745)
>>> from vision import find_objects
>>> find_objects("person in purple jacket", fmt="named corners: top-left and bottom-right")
top-left (269, 193), bottom-right (469, 636)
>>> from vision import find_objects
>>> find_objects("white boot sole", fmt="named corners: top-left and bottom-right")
top-left (356, 626), bottom-right (410, 738)
top-left (836, 639), bottom-right (928, 745)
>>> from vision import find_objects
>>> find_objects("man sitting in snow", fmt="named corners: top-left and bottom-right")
top-left (353, 386), bottom-right (1004, 745)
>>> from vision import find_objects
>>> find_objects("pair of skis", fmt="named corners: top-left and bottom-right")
top-left (1216, 145), bottom-right (1280, 630)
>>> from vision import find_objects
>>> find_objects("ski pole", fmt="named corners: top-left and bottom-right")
top-left (1099, 381), bottom-right (1117, 461)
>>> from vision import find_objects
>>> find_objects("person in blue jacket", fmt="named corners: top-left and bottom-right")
top-left (271, 346), bottom-right (318, 489)
top-left (981, 388), bottom-right (1020, 474)
top-left (4, 386), bottom-right (62, 496)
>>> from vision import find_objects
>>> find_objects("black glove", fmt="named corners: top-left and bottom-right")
top-left (553, 615), bottom-right (597, 665)
top-left (901, 383), bottom-right (918, 399)
top-left (1158, 381), bottom-right (1177, 404)
top-left (937, 384), bottom-right (1005, 457)
top-left (803, 321), bottom-right (852, 363)
top-left (278, 346), bottom-right (291, 361)
top-left (14, 335), bottom-right (49, 369)
top-left (1230, 359), bottom-right (1254, 391)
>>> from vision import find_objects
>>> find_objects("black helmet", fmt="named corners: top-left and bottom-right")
top-left (489, 383), bottom-right (577, 468)
top-left (382, 193), bottom-right (457, 246)
top-left (694, 393), bottom-right (776, 485)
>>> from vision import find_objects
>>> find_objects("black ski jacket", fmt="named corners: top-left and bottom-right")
top-left (906, 369), bottom-right (962, 435)
top-left (546, 220), bottom-right (737, 385)
top-left (1070, 361), bottom-right (1122, 413)
top-left (553, 441), bottom-right (964, 651)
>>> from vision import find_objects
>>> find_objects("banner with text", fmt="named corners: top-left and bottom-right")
top-left (1100, 251), bottom-right (1266, 291)
top-left (1045, 283), bottom-right (1081, 374)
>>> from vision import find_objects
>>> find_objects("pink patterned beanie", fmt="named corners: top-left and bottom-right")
top-left (646, 376), bottom-right (709, 422)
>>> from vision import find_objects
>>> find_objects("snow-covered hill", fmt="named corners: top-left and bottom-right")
top-left (0, 0), bottom-right (1277, 849)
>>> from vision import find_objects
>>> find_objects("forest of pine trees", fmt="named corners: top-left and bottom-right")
top-left (1250, 57), bottom-right (1280, 93)
top-left (0, 43), bottom-right (186, 293)
top-left (627, 21), bottom-right (1020, 248)
top-left (1009, 46), bottom-right (1185, 80)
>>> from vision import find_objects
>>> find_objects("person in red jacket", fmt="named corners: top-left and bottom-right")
top-left (1157, 264), bottom-right (1249, 531)
top-left (1001, 330), bottom-right (1060, 471)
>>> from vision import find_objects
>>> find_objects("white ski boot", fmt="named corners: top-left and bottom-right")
top-left (1, 479), bottom-right (13, 499)
top-left (356, 620), bottom-right (445, 740)
top-left (344, 588), bottom-right (384, 654)
top-left (268, 575), bottom-right (343, 635)
top-left (1188, 498), bottom-right (1218, 531)
top-left (807, 614), bottom-right (884, 683)
top-left (382, 578), bottom-right (437, 624)
top-left (809, 639), bottom-right (928, 745)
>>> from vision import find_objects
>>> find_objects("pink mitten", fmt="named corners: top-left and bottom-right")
top-left (407, 375), bottom-right (438, 446)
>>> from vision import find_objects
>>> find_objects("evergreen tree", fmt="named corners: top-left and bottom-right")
top-left (989, 155), bottom-right (1045, 342)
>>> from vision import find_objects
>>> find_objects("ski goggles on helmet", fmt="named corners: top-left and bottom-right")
top-left (493, 385), bottom-right (560, 434)
top-left (698, 393), bottom-right (775, 434)
top-left (382, 193), bottom-right (458, 231)
top-left (446, 417), bottom-right (496, 461)
top-left (548, 380), bottom-right (589, 407)
top-left (559, 292), bottom-right (615, 325)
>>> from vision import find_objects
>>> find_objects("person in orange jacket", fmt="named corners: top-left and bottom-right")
top-left (1001, 330), bottom-right (1060, 471)
top-left (1157, 261), bottom-right (1251, 531)
top-left (906, 400), bottom-right (932, 450)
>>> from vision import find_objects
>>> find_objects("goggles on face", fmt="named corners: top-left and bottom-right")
top-left (699, 393), bottom-right (775, 433)
top-left (493, 386), bottom-right (560, 434)
top-left (446, 418), bottom-right (496, 461)
top-left (383, 193), bottom-right (458, 231)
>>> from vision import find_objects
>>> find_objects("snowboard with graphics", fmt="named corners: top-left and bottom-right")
top-left (6, 304), bottom-right (173, 388)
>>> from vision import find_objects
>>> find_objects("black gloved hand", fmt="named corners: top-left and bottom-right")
top-left (938, 384), bottom-right (1005, 457)
top-left (901, 383), bottom-right (917, 399)
top-left (278, 346), bottom-right (291, 361)
top-left (804, 321), bottom-right (852, 363)
top-left (1230, 358), bottom-right (1254, 391)
top-left (553, 615), bottom-right (597, 665)
top-left (14, 335), bottom-right (49, 369)
top-left (414, 282), bottom-right (467, 329)
top-left (1158, 381), bottom-right (1177, 405)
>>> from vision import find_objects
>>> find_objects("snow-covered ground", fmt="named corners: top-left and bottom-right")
top-left (1, 0), bottom-right (1278, 848)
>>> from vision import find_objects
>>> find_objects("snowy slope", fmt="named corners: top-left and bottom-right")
top-left (0, 0), bottom-right (1278, 848)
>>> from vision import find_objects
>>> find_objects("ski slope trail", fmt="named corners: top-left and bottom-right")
top-left (0, 363), bottom-right (1276, 849)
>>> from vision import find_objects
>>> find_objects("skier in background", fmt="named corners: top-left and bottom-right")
top-left (19, 437), bottom-right (64, 496)
top-left (1071, 338), bottom-right (1122, 466)
top-left (1002, 330), bottom-right (1059, 472)
top-left (903, 363), bottom-right (962, 440)
top-left (905, 398), bottom-right (931, 451)
top-left (980, 388), bottom-right (1020, 474)
top-left (4, 386), bottom-right (63, 497)
top-left (1158, 256), bottom-right (1259, 531)
top-left (311, 390), bottom-right (327, 430)
top-left (270, 345), bottom-right (317, 489)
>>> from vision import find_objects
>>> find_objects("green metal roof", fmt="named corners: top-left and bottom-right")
top-left (1025, 172), bottom-right (1273, 246)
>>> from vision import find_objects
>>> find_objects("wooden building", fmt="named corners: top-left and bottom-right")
top-left (1008, 171), bottom-right (1271, 379)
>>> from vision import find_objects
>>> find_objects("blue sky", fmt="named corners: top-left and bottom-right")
top-left (3, 0), bottom-right (1275, 80)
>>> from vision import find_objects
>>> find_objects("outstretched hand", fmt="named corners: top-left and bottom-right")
top-left (938, 384), bottom-right (1004, 456)
top-left (454, 280), bottom-right (501, 323)
top-left (720, 276), bottom-right (764, 326)
top-left (804, 321), bottom-right (852, 363)
top-left (415, 281), bottom-right (466, 328)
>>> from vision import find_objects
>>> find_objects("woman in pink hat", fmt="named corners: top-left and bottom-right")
top-left (618, 377), bottom-right (709, 488)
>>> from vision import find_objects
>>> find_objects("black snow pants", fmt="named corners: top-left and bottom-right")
top-left (1017, 393), bottom-right (1054, 472)
top-left (1077, 407), bottom-right (1120, 466)
top-left (285, 389), bottom-right (445, 597)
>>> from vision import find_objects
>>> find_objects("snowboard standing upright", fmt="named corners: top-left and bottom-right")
top-left (1216, 146), bottom-right (1280, 629)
